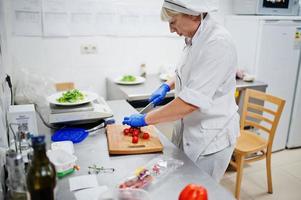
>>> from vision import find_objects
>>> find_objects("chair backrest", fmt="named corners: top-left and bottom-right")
top-left (240, 89), bottom-right (285, 152)
top-left (55, 82), bottom-right (75, 92)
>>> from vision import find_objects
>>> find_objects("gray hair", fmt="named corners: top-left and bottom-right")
top-left (161, 7), bottom-right (181, 21)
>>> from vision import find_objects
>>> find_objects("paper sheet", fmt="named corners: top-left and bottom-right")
top-left (42, 0), bottom-right (68, 12)
top-left (12, 10), bottom-right (42, 36)
top-left (42, 12), bottom-right (69, 36)
top-left (93, 0), bottom-right (170, 36)
top-left (11, 0), bottom-right (172, 37)
top-left (294, 27), bottom-right (301, 49)
top-left (95, 12), bottom-right (119, 35)
top-left (41, 0), bottom-right (69, 36)
top-left (13, 0), bottom-right (42, 11)
top-left (69, 0), bottom-right (101, 12)
top-left (69, 175), bottom-right (98, 191)
top-left (12, 0), bottom-right (42, 36)
top-left (74, 186), bottom-right (108, 200)
top-left (70, 13), bottom-right (94, 36)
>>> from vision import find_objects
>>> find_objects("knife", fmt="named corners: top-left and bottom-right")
top-left (139, 102), bottom-right (155, 114)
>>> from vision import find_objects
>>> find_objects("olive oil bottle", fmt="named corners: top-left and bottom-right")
top-left (26, 136), bottom-right (56, 200)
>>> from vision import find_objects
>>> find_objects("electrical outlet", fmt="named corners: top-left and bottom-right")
top-left (80, 44), bottom-right (98, 54)
top-left (90, 45), bottom-right (97, 54)
top-left (80, 44), bottom-right (89, 54)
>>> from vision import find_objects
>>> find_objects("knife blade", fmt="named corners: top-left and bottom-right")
top-left (139, 102), bottom-right (155, 114)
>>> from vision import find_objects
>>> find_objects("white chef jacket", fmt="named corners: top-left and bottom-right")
top-left (173, 14), bottom-right (239, 162)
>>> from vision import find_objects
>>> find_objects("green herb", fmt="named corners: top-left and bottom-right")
top-left (57, 89), bottom-right (85, 103)
top-left (121, 75), bottom-right (136, 82)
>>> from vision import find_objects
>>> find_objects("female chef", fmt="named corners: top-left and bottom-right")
top-left (123, 0), bottom-right (239, 182)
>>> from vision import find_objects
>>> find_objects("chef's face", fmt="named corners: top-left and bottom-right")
top-left (169, 14), bottom-right (200, 38)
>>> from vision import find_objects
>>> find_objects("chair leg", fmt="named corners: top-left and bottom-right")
top-left (266, 153), bottom-right (273, 194)
top-left (235, 154), bottom-right (245, 199)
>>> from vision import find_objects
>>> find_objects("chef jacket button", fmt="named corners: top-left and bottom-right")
top-left (186, 142), bottom-right (190, 146)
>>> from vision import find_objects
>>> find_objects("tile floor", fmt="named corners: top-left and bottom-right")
top-left (220, 148), bottom-right (301, 200)
top-left (156, 123), bottom-right (301, 200)
top-left (157, 123), bottom-right (301, 200)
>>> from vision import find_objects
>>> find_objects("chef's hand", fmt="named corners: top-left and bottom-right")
top-left (122, 114), bottom-right (147, 127)
top-left (149, 83), bottom-right (170, 106)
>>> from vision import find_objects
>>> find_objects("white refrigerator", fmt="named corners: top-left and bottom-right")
top-left (255, 19), bottom-right (301, 151)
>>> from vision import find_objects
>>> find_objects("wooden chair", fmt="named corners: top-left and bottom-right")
top-left (230, 89), bottom-right (285, 199)
top-left (55, 82), bottom-right (75, 92)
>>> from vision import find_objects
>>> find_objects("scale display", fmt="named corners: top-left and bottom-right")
top-left (263, 0), bottom-right (289, 9)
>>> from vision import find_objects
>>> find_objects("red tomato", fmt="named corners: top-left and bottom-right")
top-left (142, 132), bottom-right (150, 139)
top-left (132, 129), bottom-right (140, 137)
top-left (132, 136), bottom-right (139, 144)
top-left (178, 184), bottom-right (208, 200)
top-left (123, 128), bottom-right (130, 135)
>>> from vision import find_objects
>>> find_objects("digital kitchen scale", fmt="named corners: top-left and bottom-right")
top-left (48, 97), bottom-right (113, 124)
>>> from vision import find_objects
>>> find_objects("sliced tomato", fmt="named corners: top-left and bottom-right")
top-left (179, 184), bottom-right (208, 200)
top-left (142, 132), bottom-right (150, 139)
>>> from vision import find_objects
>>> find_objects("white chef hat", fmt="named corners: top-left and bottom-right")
top-left (162, 0), bottom-right (218, 16)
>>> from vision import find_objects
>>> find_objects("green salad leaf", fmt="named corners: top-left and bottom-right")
top-left (57, 89), bottom-right (85, 103)
top-left (121, 75), bottom-right (136, 82)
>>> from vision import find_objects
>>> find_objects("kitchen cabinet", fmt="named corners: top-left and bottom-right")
top-left (106, 74), bottom-right (175, 107)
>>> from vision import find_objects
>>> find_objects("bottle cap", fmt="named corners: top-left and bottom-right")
top-left (31, 135), bottom-right (46, 146)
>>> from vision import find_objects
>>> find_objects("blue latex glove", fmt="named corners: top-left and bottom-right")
top-left (149, 83), bottom-right (170, 106)
top-left (122, 114), bottom-right (147, 127)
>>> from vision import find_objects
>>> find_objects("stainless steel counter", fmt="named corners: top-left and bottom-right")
top-left (106, 74), bottom-right (268, 102)
top-left (235, 79), bottom-right (267, 90)
top-left (39, 100), bottom-right (235, 200)
top-left (106, 74), bottom-right (175, 102)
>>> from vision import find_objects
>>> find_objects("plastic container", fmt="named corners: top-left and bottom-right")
top-left (47, 149), bottom-right (77, 173)
top-left (117, 188), bottom-right (151, 200)
top-left (119, 157), bottom-right (184, 189)
top-left (99, 188), bottom-right (151, 200)
top-left (51, 141), bottom-right (74, 155)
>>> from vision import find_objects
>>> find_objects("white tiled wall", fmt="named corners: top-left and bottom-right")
top-left (1, 0), bottom-right (234, 101)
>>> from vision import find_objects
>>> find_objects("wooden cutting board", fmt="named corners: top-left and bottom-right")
top-left (106, 124), bottom-right (163, 155)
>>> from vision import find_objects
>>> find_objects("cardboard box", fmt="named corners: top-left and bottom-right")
top-left (8, 104), bottom-right (38, 138)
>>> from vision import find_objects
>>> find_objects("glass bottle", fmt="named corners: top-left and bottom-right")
top-left (140, 64), bottom-right (147, 78)
top-left (19, 131), bottom-right (33, 168)
top-left (26, 136), bottom-right (56, 200)
top-left (5, 150), bottom-right (29, 200)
